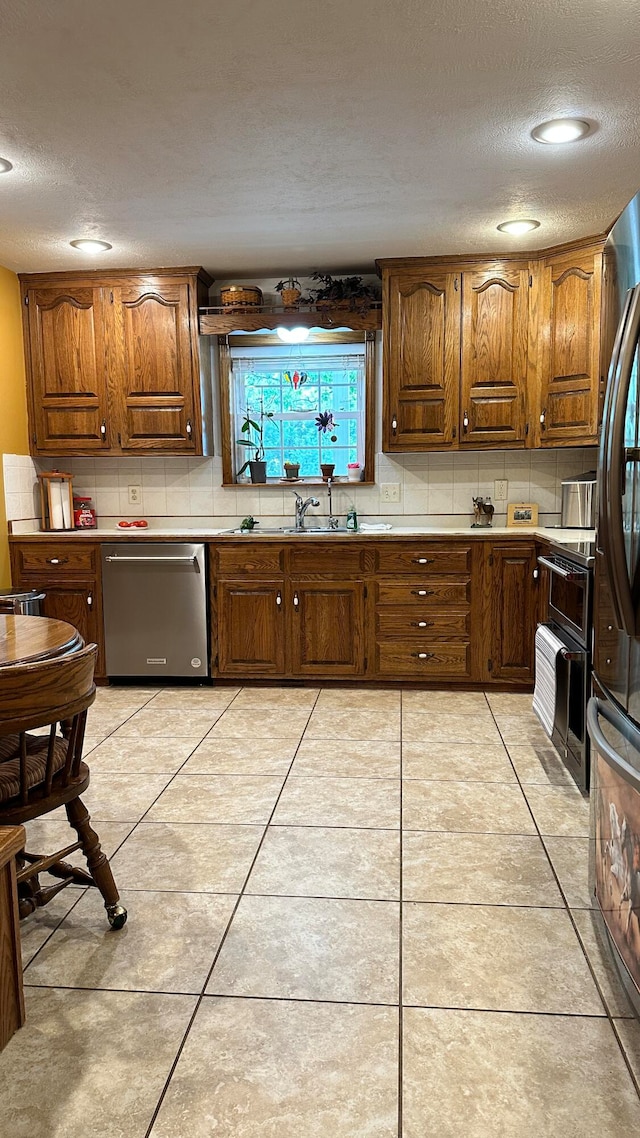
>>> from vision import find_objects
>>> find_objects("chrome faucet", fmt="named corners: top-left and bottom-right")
top-left (292, 491), bottom-right (320, 531)
top-left (326, 478), bottom-right (339, 530)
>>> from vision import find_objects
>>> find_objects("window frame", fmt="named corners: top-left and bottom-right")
top-left (218, 330), bottom-right (376, 486)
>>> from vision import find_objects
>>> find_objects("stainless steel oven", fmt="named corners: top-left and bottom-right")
top-left (538, 550), bottom-right (592, 646)
top-left (537, 541), bottom-right (595, 790)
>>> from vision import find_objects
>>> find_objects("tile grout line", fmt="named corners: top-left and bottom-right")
top-left (142, 686), bottom-right (323, 1138)
top-left (486, 696), bottom-right (640, 1101)
top-left (22, 688), bottom-right (243, 975)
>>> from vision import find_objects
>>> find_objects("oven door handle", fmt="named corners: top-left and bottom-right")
top-left (587, 696), bottom-right (640, 793)
top-left (537, 555), bottom-right (587, 581)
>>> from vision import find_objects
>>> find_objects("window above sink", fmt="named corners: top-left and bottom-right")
top-left (217, 330), bottom-right (376, 487)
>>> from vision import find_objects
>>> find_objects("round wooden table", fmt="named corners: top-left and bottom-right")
top-left (0, 615), bottom-right (83, 667)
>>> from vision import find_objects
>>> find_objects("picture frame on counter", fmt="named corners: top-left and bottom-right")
top-left (507, 502), bottom-right (539, 527)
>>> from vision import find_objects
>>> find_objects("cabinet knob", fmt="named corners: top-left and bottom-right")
top-left (186, 419), bottom-right (193, 438)
top-left (391, 416), bottom-right (398, 433)
top-left (412, 557), bottom-right (434, 565)
top-left (87, 593), bottom-right (92, 607)
top-left (463, 411), bottom-right (469, 432)
top-left (293, 592), bottom-right (299, 608)
top-left (413, 652), bottom-right (434, 660)
top-left (607, 624), bottom-right (613, 631)
top-left (412, 620), bottom-right (433, 628)
top-left (276, 591), bottom-right (282, 607)
top-left (533, 568), bottom-right (539, 580)
top-left (540, 409), bottom-right (546, 427)
top-left (412, 589), bottom-right (434, 596)
top-left (606, 657), bottom-right (612, 665)
top-left (47, 557), bottom-right (67, 565)
top-left (100, 420), bottom-right (107, 439)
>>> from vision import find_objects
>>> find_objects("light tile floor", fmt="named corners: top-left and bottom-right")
top-left (1, 685), bottom-right (640, 1137)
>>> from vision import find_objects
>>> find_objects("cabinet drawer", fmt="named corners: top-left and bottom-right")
top-left (376, 640), bottom-right (471, 677)
top-left (376, 580), bottom-right (470, 606)
top-left (217, 544), bottom-right (285, 577)
top-left (16, 544), bottom-right (97, 577)
top-left (377, 609), bottom-right (470, 638)
top-left (289, 544), bottom-right (365, 577)
top-left (376, 545), bottom-right (471, 574)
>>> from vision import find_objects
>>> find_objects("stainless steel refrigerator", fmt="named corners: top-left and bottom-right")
top-left (589, 191), bottom-right (640, 1015)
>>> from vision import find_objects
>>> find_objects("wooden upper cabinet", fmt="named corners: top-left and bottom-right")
top-left (112, 280), bottom-right (197, 451)
top-left (460, 265), bottom-right (529, 447)
top-left (383, 270), bottom-right (460, 450)
top-left (536, 244), bottom-right (603, 446)
top-left (20, 267), bottom-right (212, 457)
top-left (24, 284), bottom-right (110, 452)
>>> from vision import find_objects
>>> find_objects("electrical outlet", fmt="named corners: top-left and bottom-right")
top-left (128, 485), bottom-right (142, 506)
top-left (494, 479), bottom-right (508, 501)
top-left (380, 483), bottom-right (401, 503)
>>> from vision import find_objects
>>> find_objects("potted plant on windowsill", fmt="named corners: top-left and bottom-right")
top-left (236, 398), bottom-right (274, 483)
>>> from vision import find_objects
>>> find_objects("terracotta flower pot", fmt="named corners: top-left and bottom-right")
top-left (320, 462), bottom-right (335, 481)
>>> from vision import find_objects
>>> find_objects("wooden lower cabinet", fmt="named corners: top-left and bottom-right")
top-left (290, 580), bottom-right (366, 676)
top-left (217, 581), bottom-right (286, 676)
top-left (487, 543), bottom-right (539, 683)
top-left (9, 540), bottom-right (105, 680)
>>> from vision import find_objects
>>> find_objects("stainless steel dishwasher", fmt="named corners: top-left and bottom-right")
top-left (102, 543), bottom-right (209, 678)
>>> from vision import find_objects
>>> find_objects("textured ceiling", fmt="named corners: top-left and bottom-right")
top-left (0, 0), bottom-right (638, 277)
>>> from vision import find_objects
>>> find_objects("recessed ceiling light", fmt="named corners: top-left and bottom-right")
top-left (276, 326), bottom-right (310, 344)
top-left (70, 238), bottom-right (113, 253)
top-left (497, 219), bottom-right (541, 236)
top-left (0, 157), bottom-right (13, 173)
top-left (531, 118), bottom-right (591, 144)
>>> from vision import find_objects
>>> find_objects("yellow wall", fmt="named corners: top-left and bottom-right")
top-left (0, 264), bottom-right (28, 586)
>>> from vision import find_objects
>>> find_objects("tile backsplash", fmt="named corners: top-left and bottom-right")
top-left (3, 448), bottom-right (597, 529)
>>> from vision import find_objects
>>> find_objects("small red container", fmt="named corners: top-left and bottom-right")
top-left (73, 496), bottom-right (97, 529)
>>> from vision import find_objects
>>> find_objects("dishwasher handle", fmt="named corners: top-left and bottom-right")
top-left (104, 554), bottom-right (199, 565)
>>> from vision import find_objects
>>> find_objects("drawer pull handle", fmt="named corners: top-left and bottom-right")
top-left (413, 652), bottom-right (435, 660)
top-left (412, 621), bottom-right (433, 628)
top-left (463, 410), bottom-right (469, 432)
top-left (100, 419), bottom-right (107, 439)
top-left (412, 557), bottom-right (434, 565)
top-left (47, 557), bottom-right (67, 565)
top-left (412, 589), bottom-right (435, 596)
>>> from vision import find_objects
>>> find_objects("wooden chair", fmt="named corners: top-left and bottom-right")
top-left (0, 644), bottom-right (127, 929)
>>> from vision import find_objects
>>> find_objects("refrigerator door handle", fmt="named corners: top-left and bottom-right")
top-left (598, 286), bottom-right (636, 557)
top-left (604, 283), bottom-right (640, 636)
top-left (587, 696), bottom-right (640, 793)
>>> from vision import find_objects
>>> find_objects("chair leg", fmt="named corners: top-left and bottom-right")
top-left (65, 797), bottom-right (128, 930)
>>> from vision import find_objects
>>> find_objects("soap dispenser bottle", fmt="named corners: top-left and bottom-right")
top-left (346, 504), bottom-right (358, 531)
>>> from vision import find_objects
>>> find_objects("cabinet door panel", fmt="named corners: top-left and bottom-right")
top-left (385, 272), bottom-right (460, 450)
top-left (290, 581), bottom-right (365, 675)
top-left (217, 582), bottom-right (285, 675)
top-left (489, 544), bottom-right (537, 682)
top-left (461, 268), bottom-right (529, 445)
top-left (113, 281), bottom-right (197, 451)
top-left (39, 585), bottom-right (104, 678)
top-left (538, 250), bottom-right (602, 446)
top-left (25, 286), bottom-right (109, 452)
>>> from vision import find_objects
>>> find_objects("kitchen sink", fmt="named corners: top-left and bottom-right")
top-left (223, 525), bottom-right (352, 535)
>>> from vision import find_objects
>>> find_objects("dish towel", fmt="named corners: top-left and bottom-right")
top-left (532, 624), bottom-right (564, 737)
top-left (359, 523), bottom-right (393, 532)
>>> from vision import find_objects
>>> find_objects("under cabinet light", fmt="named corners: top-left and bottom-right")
top-left (276, 326), bottom-right (310, 344)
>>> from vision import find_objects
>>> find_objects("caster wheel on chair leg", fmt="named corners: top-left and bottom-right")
top-left (107, 904), bottom-right (128, 930)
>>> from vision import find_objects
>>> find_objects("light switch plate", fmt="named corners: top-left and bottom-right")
top-left (494, 479), bottom-right (508, 501)
top-left (128, 485), bottom-right (142, 506)
top-left (380, 483), bottom-right (401, 503)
